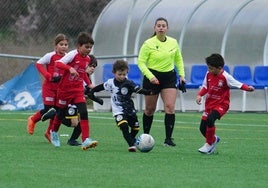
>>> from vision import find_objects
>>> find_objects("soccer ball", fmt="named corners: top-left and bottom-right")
top-left (136, 134), bottom-right (155, 152)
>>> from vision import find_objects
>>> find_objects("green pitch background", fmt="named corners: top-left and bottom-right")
top-left (0, 111), bottom-right (267, 188)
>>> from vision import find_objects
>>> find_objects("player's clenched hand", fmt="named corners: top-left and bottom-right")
top-left (51, 76), bottom-right (62, 82)
top-left (69, 67), bottom-right (79, 76)
top-left (247, 86), bottom-right (255, 92)
top-left (196, 95), bottom-right (202, 105)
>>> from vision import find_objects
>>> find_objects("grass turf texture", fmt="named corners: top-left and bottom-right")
top-left (0, 111), bottom-right (267, 188)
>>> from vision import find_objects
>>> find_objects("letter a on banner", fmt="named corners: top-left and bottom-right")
top-left (0, 63), bottom-right (43, 110)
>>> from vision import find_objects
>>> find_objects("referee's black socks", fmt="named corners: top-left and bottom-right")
top-left (143, 113), bottom-right (153, 134)
top-left (165, 113), bottom-right (175, 139)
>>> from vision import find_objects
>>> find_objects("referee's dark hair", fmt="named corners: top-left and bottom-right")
top-left (151, 17), bottom-right (169, 37)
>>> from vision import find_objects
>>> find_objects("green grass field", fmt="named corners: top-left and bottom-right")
top-left (0, 111), bottom-right (267, 188)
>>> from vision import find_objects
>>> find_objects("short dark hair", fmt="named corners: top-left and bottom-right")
top-left (77, 32), bottom-right (94, 46)
top-left (112, 60), bottom-right (129, 73)
top-left (205, 53), bottom-right (225, 68)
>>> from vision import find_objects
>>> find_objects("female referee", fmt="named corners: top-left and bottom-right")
top-left (137, 17), bottom-right (186, 146)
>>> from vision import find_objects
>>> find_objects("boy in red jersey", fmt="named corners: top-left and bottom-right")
top-left (27, 34), bottom-right (68, 141)
top-left (50, 32), bottom-right (98, 150)
top-left (196, 53), bottom-right (254, 154)
top-left (64, 55), bottom-right (101, 146)
top-left (40, 55), bottom-right (101, 146)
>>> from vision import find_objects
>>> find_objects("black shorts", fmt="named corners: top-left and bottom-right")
top-left (115, 114), bottom-right (139, 129)
top-left (142, 69), bottom-right (177, 94)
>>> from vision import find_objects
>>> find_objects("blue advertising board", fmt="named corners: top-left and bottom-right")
top-left (0, 63), bottom-right (43, 110)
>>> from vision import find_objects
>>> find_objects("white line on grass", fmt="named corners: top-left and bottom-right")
top-left (0, 111), bottom-right (267, 128)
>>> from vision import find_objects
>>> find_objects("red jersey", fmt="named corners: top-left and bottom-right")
top-left (36, 51), bottom-right (65, 91)
top-left (56, 50), bottom-right (91, 93)
top-left (200, 71), bottom-right (243, 111)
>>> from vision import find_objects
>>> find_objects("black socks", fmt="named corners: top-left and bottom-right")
top-left (143, 113), bottom-right (153, 134)
top-left (165, 113), bottom-right (175, 139)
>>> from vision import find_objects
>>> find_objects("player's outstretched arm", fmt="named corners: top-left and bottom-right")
top-left (241, 84), bottom-right (254, 92)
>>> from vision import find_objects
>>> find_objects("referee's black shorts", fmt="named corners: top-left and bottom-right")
top-left (142, 69), bottom-right (177, 94)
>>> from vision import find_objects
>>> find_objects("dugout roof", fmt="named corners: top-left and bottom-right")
top-left (91, 0), bottom-right (268, 84)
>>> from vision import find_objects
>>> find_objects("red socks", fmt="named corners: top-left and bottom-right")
top-left (80, 120), bottom-right (90, 142)
top-left (32, 111), bottom-right (41, 122)
top-left (51, 115), bottom-right (62, 132)
top-left (206, 126), bottom-right (216, 145)
top-left (45, 119), bottom-right (53, 134)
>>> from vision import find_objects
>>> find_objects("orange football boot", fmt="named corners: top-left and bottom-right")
top-left (27, 115), bottom-right (36, 135)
